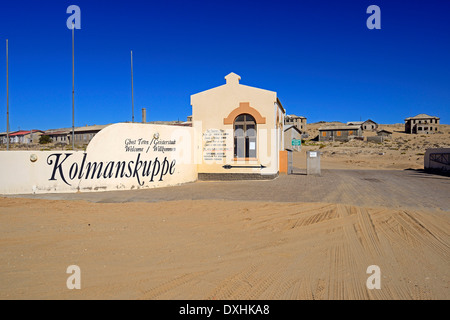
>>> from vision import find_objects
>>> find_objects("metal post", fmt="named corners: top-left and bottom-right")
top-left (131, 50), bottom-right (134, 123)
top-left (6, 39), bottom-right (9, 151)
top-left (72, 22), bottom-right (75, 150)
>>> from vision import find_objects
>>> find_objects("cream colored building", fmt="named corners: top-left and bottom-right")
top-left (191, 73), bottom-right (286, 180)
top-left (405, 114), bottom-right (440, 134)
top-left (285, 114), bottom-right (307, 133)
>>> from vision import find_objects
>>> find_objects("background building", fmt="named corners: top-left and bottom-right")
top-left (285, 114), bottom-right (307, 133)
top-left (45, 125), bottom-right (111, 146)
top-left (1, 130), bottom-right (44, 145)
top-left (284, 125), bottom-right (302, 151)
top-left (319, 125), bottom-right (362, 142)
top-left (405, 114), bottom-right (440, 134)
top-left (347, 119), bottom-right (378, 132)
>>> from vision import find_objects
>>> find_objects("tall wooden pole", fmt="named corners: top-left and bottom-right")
top-left (72, 23), bottom-right (75, 150)
top-left (131, 50), bottom-right (134, 123)
top-left (6, 39), bottom-right (9, 151)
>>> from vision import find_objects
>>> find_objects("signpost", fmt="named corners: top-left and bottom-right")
top-left (6, 39), bottom-right (9, 151)
top-left (292, 139), bottom-right (301, 147)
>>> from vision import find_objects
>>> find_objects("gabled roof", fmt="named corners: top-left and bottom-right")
top-left (377, 129), bottom-right (392, 134)
top-left (284, 124), bottom-right (302, 134)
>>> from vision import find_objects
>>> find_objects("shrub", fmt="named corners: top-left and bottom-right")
top-left (39, 135), bottom-right (52, 145)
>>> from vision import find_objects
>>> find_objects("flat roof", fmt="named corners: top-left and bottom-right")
top-left (319, 125), bottom-right (362, 131)
top-left (405, 114), bottom-right (440, 120)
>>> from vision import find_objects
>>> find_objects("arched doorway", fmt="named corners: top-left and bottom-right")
top-left (234, 114), bottom-right (257, 159)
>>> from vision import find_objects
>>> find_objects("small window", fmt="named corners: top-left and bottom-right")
top-left (337, 131), bottom-right (342, 137)
top-left (322, 132), bottom-right (326, 137)
top-left (349, 131), bottom-right (354, 135)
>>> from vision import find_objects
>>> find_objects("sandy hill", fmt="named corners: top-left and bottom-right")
top-left (297, 123), bottom-right (450, 170)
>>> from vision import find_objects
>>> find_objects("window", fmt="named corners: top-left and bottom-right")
top-left (337, 131), bottom-right (342, 137)
top-left (322, 131), bottom-right (326, 137)
top-left (349, 131), bottom-right (354, 135)
top-left (234, 114), bottom-right (256, 159)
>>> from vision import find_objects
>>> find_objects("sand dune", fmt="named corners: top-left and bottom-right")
top-left (0, 198), bottom-right (448, 300)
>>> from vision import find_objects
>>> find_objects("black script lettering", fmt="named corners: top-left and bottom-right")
top-left (126, 161), bottom-right (134, 178)
top-left (170, 160), bottom-right (176, 174)
top-left (85, 161), bottom-right (104, 180)
top-left (77, 153), bottom-right (87, 179)
top-left (132, 154), bottom-right (144, 186)
top-left (47, 153), bottom-right (178, 187)
top-left (69, 162), bottom-right (79, 180)
top-left (115, 161), bottom-right (126, 178)
top-left (159, 157), bottom-right (170, 181)
top-left (150, 157), bottom-right (160, 182)
top-left (104, 161), bottom-right (115, 179)
top-left (47, 153), bottom-right (72, 186)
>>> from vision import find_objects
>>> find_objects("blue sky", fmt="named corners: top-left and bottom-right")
top-left (0, 0), bottom-right (449, 131)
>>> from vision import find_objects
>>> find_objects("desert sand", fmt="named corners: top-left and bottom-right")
top-left (302, 123), bottom-right (450, 170)
top-left (0, 197), bottom-right (449, 300)
top-left (0, 124), bottom-right (449, 300)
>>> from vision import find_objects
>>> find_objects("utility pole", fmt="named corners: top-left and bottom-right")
top-left (131, 50), bottom-right (134, 123)
top-left (6, 39), bottom-right (9, 151)
top-left (72, 22), bottom-right (75, 150)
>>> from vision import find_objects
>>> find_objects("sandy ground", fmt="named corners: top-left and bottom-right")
top-left (302, 123), bottom-right (450, 170)
top-left (0, 124), bottom-right (449, 300)
top-left (0, 197), bottom-right (449, 300)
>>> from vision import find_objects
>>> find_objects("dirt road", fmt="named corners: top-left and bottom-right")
top-left (0, 198), bottom-right (448, 300)
top-left (10, 169), bottom-right (450, 211)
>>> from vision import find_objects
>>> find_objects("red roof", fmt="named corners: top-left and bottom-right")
top-left (9, 130), bottom-right (43, 137)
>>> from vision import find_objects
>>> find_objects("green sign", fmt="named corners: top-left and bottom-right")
top-left (292, 139), bottom-right (301, 146)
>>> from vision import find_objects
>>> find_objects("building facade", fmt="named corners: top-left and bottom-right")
top-left (377, 129), bottom-right (392, 138)
top-left (284, 125), bottom-right (302, 151)
top-left (361, 119), bottom-right (378, 131)
top-left (348, 120), bottom-right (378, 132)
top-left (191, 73), bottom-right (286, 180)
top-left (285, 114), bottom-right (307, 133)
top-left (45, 125), bottom-right (111, 145)
top-left (319, 125), bottom-right (362, 142)
top-left (1, 130), bottom-right (44, 145)
top-left (405, 114), bottom-right (440, 134)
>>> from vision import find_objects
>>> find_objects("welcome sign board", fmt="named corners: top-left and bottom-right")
top-left (0, 123), bottom-right (197, 195)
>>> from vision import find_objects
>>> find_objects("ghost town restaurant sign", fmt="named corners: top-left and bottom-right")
top-left (46, 136), bottom-right (177, 187)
